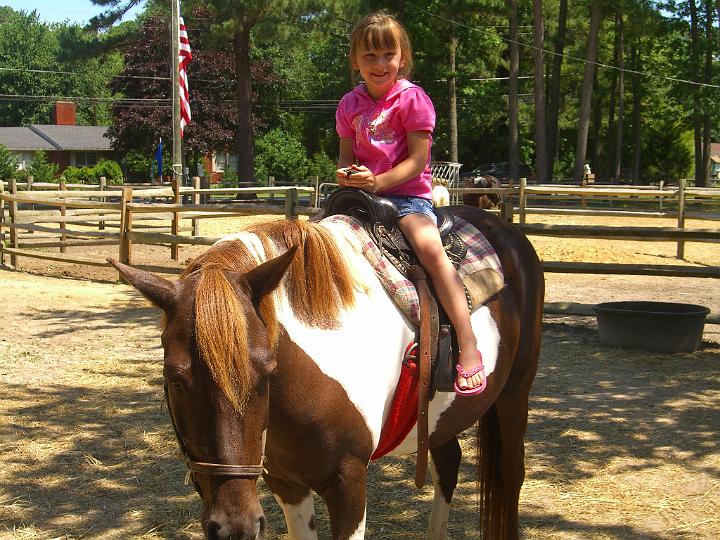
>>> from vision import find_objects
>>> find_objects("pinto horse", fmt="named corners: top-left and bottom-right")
top-left (110, 206), bottom-right (543, 540)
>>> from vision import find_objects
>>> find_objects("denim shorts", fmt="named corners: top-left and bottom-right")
top-left (384, 195), bottom-right (437, 225)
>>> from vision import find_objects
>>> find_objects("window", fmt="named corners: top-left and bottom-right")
top-left (74, 151), bottom-right (98, 167)
top-left (212, 151), bottom-right (238, 173)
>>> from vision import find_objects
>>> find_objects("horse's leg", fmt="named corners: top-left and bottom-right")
top-left (427, 436), bottom-right (462, 539)
top-left (265, 476), bottom-right (318, 540)
top-left (317, 458), bottom-right (368, 539)
top-left (489, 384), bottom-right (533, 539)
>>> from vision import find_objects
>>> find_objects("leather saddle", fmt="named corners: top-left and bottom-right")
top-left (323, 187), bottom-right (467, 277)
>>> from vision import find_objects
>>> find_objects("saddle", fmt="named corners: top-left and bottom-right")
top-left (324, 187), bottom-right (462, 488)
top-left (323, 187), bottom-right (466, 277)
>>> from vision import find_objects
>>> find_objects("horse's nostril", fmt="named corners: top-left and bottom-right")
top-left (257, 515), bottom-right (267, 536)
top-left (206, 520), bottom-right (221, 540)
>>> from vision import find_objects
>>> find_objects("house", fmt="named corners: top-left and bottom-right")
top-left (0, 102), bottom-right (116, 173)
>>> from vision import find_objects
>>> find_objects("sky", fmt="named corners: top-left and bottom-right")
top-left (0, 0), bottom-right (145, 26)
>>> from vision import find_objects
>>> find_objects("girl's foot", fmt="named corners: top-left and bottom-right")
top-left (454, 349), bottom-right (487, 396)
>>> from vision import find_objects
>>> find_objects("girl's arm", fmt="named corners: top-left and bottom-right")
top-left (342, 131), bottom-right (430, 193)
top-left (335, 138), bottom-right (355, 179)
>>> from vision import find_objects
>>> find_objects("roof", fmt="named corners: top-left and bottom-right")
top-left (0, 127), bottom-right (55, 151)
top-left (29, 125), bottom-right (112, 151)
top-left (0, 125), bottom-right (112, 151)
top-left (711, 142), bottom-right (720, 157)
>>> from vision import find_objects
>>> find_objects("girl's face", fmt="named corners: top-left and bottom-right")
top-left (353, 41), bottom-right (405, 100)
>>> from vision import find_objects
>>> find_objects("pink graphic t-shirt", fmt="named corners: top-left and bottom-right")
top-left (336, 79), bottom-right (436, 199)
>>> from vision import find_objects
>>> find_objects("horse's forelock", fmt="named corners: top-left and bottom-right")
top-left (194, 264), bottom-right (252, 414)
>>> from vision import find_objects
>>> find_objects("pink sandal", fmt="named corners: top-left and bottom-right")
top-left (454, 352), bottom-right (487, 396)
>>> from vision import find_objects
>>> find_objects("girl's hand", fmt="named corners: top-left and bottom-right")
top-left (336, 165), bottom-right (380, 193)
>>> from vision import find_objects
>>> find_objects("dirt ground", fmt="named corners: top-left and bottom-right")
top-left (1, 213), bottom-right (719, 539)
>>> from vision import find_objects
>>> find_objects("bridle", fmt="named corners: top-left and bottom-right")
top-left (163, 383), bottom-right (266, 496)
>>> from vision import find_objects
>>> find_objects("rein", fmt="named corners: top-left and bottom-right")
top-left (163, 383), bottom-right (265, 495)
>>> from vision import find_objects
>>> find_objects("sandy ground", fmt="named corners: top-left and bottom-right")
top-left (1, 213), bottom-right (719, 539)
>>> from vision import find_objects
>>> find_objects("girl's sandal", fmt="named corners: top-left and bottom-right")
top-left (454, 352), bottom-right (487, 396)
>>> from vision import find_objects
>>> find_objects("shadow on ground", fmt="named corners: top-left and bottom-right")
top-left (2, 308), bottom-right (718, 539)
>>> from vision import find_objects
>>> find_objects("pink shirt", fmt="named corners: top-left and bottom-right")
top-left (336, 79), bottom-right (436, 199)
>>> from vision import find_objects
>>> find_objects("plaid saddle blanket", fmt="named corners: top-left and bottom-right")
top-left (320, 214), bottom-right (504, 326)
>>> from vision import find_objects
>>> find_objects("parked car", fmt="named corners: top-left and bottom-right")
top-left (459, 162), bottom-right (534, 183)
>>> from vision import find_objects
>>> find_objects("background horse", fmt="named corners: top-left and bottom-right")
top-left (431, 176), bottom-right (450, 207)
top-left (110, 206), bottom-right (543, 540)
top-left (462, 175), bottom-right (503, 211)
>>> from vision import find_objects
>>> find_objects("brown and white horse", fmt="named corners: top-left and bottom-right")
top-left (110, 206), bottom-right (543, 540)
top-left (462, 175), bottom-right (503, 210)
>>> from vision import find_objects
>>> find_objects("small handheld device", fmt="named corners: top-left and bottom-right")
top-left (343, 167), bottom-right (357, 177)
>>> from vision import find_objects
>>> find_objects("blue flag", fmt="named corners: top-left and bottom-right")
top-left (155, 139), bottom-right (163, 179)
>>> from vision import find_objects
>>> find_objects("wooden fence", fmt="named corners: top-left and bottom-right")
top-left (1, 177), bottom-right (719, 280)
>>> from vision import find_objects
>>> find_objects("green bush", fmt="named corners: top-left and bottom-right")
top-left (307, 151), bottom-right (337, 182)
top-left (61, 165), bottom-right (96, 184)
top-left (254, 129), bottom-right (309, 184)
top-left (0, 143), bottom-right (18, 181)
top-left (28, 151), bottom-right (59, 183)
top-left (122, 150), bottom-right (153, 181)
top-left (93, 159), bottom-right (124, 185)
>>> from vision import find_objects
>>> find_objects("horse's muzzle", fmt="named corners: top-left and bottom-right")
top-left (205, 511), bottom-right (266, 540)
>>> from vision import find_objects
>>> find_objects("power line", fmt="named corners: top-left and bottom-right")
top-left (422, 9), bottom-right (720, 90)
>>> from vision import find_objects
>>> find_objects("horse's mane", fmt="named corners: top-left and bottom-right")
top-left (180, 219), bottom-right (356, 413)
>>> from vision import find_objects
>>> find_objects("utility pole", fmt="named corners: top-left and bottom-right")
top-left (170, 0), bottom-right (182, 185)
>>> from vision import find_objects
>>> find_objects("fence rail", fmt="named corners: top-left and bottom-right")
top-left (1, 176), bottom-right (719, 281)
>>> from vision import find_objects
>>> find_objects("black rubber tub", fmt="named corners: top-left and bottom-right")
top-left (593, 301), bottom-right (710, 353)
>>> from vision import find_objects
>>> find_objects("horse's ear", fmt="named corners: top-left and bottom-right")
top-left (107, 258), bottom-right (177, 311)
top-left (243, 245), bottom-right (298, 304)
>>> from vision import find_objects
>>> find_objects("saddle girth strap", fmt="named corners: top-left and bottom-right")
top-left (406, 264), bottom-right (436, 489)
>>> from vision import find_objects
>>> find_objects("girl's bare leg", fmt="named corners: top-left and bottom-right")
top-left (398, 214), bottom-right (484, 390)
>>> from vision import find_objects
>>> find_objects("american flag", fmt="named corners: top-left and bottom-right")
top-left (178, 16), bottom-right (192, 137)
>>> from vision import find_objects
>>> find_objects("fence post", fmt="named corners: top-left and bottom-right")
top-left (0, 180), bottom-right (5, 266)
top-left (519, 177), bottom-right (527, 224)
top-left (118, 186), bottom-right (133, 268)
top-left (269, 176), bottom-right (275, 204)
top-left (676, 178), bottom-right (686, 260)
top-left (171, 176), bottom-right (181, 260)
top-left (27, 175), bottom-right (34, 213)
top-left (312, 175), bottom-right (320, 208)
top-left (504, 178), bottom-right (514, 222)
top-left (9, 178), bottom-right (18, 268)
top-left (192, 176), bottom-right (200, 237)
top-left (59, 177), bottom-right (67, 253)
top-left (285, 187), bottom-right (298, 219)
top-left (659, 180), bottom-right (664, 212)
top-left (580, 173), bottom-right (587, 209)
top-left (98, 176), bottom-right (106, 230)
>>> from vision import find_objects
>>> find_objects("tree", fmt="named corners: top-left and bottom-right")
top-left (0, 143), bottom-right (18, 180)
top-left (546, 0), bottom-right (568, 179)
top-left (28, 151), bottom-right (59, 182)
top-left (506, 0), bottom-right (520, 182)
top-left (532, 0), bottom-right (547, 183)
top-left (573, 2), bottom-right (602, 182)
top-left (0, 8), bottom-right (61, 126)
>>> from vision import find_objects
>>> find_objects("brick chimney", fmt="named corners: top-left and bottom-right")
top-left (53, 101), bottom-right (76, 125)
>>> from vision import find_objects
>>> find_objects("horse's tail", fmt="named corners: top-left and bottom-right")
top-left (476, 404), bottom-right (512, 539)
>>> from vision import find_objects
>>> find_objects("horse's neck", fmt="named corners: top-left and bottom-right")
top-left (273, 234), bottom-right (416, 446)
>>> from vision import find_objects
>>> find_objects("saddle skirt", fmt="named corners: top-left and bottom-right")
top-left (319, 214), bottom-right (504, 326)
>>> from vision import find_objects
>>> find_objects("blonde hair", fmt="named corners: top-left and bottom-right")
top-left (349, 12), bottom-right (413, 81)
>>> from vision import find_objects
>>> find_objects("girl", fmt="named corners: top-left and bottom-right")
top-left (335, 12), bottom-right (486, 396)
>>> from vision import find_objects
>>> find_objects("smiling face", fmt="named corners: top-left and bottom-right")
top-left (349, 13), bottom-right (413, 100)
top-left (353, 43), bottom-right (404, 100)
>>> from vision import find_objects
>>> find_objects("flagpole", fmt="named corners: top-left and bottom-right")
top-left (170, 0), bottom-right (182, 185)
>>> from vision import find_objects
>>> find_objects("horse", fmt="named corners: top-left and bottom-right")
top-left (462, 175), bottom-right (503, 211)
top-left (431, 176), bottom-right (450, 207)
top-left (109, 205), bottom-right (544, 540)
